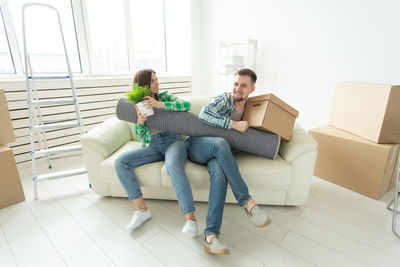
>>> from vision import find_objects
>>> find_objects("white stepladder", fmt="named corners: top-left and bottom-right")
top-left (22, 3), bottom-right (87, 199)
top-left (387, 153), bottom-right (400, 238)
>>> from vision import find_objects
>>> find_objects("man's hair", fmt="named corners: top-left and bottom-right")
top-left (235, 68), bottom-right (257, 84)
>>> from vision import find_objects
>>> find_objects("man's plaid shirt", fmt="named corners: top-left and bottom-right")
top-left (134, 91), bottom-right (191, 146)
top-left (198, 92), bottom-right (235, 129)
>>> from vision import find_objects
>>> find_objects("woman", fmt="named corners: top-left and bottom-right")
top-left (115, 69), bottom-right (197, 236)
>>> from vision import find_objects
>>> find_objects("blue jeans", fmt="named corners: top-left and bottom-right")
top-left (115, 132), bottom-right (195, 215)
top-left (187, 137), bottom-right (251, 236)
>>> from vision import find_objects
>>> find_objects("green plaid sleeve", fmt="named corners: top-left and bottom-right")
top-left (159, 91), bottom-right (191, 111)
top-left (134, 123), bottom-right (150, 147)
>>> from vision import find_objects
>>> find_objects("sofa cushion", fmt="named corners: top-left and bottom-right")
top-left (99, 141), bottom-right (163, 187)
top-left (160, 152), bottom-right (292, 190)
top-left (235, 152), bottom-right (292, 188)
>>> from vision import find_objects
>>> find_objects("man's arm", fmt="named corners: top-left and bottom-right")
top-left (231, 121), bottom-right (249, 133)
top-left (198, 93), bottom-right (233, 129)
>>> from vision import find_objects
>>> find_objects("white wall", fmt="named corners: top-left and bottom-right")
top-left (191, 0), bottom-right (400, 130)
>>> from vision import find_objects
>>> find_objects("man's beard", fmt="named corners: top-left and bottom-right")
top-left (233, 93), bottom-right (245, 102)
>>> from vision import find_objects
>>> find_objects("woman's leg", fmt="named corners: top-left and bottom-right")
top-left (164, 139), bottom-right (195, 216)
top-left (115, 145), bottom-right (164, 231)
top-left (115, 146), bottom-right (164, 205)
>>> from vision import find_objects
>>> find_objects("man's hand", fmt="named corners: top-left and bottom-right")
top-left (231, 121), bottom-right (249, 133)
top-left (136, 106), bottom-right (147, 126)
top-left (143, 96), bottom-right (165, 109)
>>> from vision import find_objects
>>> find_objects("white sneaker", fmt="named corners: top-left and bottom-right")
top-left (181, 220), bottom-right (198, 237)
top-left (204, 236), bottom-right (230, 255)
top-left (245, 205), bottom-right (271, 228)
top-left (126, 209), bottom-right (152, 231)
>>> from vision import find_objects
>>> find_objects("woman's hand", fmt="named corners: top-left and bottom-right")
top-left (136, 106), bottom-right (147, 126)
top-left (143, 96), bottom-right (165, 109)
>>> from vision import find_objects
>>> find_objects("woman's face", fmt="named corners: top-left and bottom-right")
top-left (150, 72), bottom-right (159, 95)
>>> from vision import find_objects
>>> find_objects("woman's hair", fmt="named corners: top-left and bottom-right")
top-left (133, 69), bottom-right (157, 99)
top-left (133, 69), bottom-right (156, 88)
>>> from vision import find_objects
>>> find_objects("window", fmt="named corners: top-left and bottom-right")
top-left (0, 0), bottom-right (189, 77)
top-left (0, 8), bottom-right (15, 74)
top-left (85, 0), bottom-right (129, 73)
top-left (8, 0), bottom-right (81, 73)
top-left (84, 0), bottom-right (167, 74)
top-left (130, 0), bottom-right (166, 72)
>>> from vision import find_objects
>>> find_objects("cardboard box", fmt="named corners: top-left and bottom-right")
top-left (0, 146), bottom-right (25, 209)
top-left (243, 93), bottom-right (299, 141)
top-left (329, 82), bottom-right (400, 144)
top-left (309, 125), bottom-right (399, 199)
top-left (0, 89), bottom-right (16, 145)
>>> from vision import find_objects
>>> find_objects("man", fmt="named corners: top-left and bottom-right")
top-left (187, 68), bottom-right (271, 255)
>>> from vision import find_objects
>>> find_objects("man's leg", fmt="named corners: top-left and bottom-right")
top-left (188, 136), bottom-right (271, 228)
top-left (188, 137), bottom-right (250, 206)
top-left (204, 159), bottom-right (227, 237)
top-left (203, 159), bottom-right (230, 254)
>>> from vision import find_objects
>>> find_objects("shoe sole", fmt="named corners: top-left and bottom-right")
top-left (254, 218), bottom-right (272, 228)
top-left (204, 246), bottom-right (230, 255)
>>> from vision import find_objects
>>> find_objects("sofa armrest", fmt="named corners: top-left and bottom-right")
top-left (80, 116), bottom-right (132, 158)
top-left (279, 123), bottom-right (318, 163)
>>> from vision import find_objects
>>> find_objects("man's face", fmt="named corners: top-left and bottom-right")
top-left (232, 75), bottom-right (255, 102)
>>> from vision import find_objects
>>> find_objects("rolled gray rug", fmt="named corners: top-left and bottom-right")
top-left (116, 98), bottom-right (280, 159)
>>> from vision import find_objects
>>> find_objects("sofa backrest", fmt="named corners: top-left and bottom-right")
top-left (181, 95), bottom-right (214, 115)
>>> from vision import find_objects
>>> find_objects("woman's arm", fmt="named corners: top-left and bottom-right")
top-left (158, 91), bottom-right (191, 111)
top-left (133, 123), bottom-right (150, 145)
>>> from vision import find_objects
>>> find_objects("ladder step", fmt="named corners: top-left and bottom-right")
top-left (28, 75), bottom-right (70, 80)
top-left (34, 168), bottom-right (87, 181)
top-left (30, 99), bottom-right (75, 106)
top-left (31, 122), bottom-right (79, 131)
top-left (32, 144), bottom-right (82, 158)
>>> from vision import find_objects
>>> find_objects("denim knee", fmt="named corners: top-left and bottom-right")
top-left (208, 161), bottom-right (227, 185)
top-left (114, 154), bottom-right (126, 170)
top-left (212, 137), bottom-right (230, 153)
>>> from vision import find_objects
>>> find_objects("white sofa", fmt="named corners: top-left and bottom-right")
top-left (80, 95), bottom-right (318, 205)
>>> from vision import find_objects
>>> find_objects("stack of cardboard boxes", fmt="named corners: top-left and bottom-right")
top-left (309, 82), bottom-right (400, 199)
top-left (0, 89), bottom-right (25, 209)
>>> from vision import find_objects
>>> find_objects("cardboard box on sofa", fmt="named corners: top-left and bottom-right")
top-left (243, 93), bottom-right (299, 141)
top-left (329, 82), bottom-right (400, 144)
top-left (309, 125), bottom-right (399, 200)
top-left (0, 89), bottom-right (16, 145)
top-left (0, 146), bottom-right (25, 209)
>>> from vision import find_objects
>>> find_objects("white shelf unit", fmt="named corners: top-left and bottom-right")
top-left (219, 39), bottom-right (257, 93)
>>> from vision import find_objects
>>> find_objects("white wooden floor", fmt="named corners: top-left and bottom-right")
top-left (1, 155), bottom-right (399, 267)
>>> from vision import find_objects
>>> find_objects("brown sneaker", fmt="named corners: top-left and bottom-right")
top-left (245, 205), bottom-right (271, 228)
top-left (204, 236), bottom-right (230, 255)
